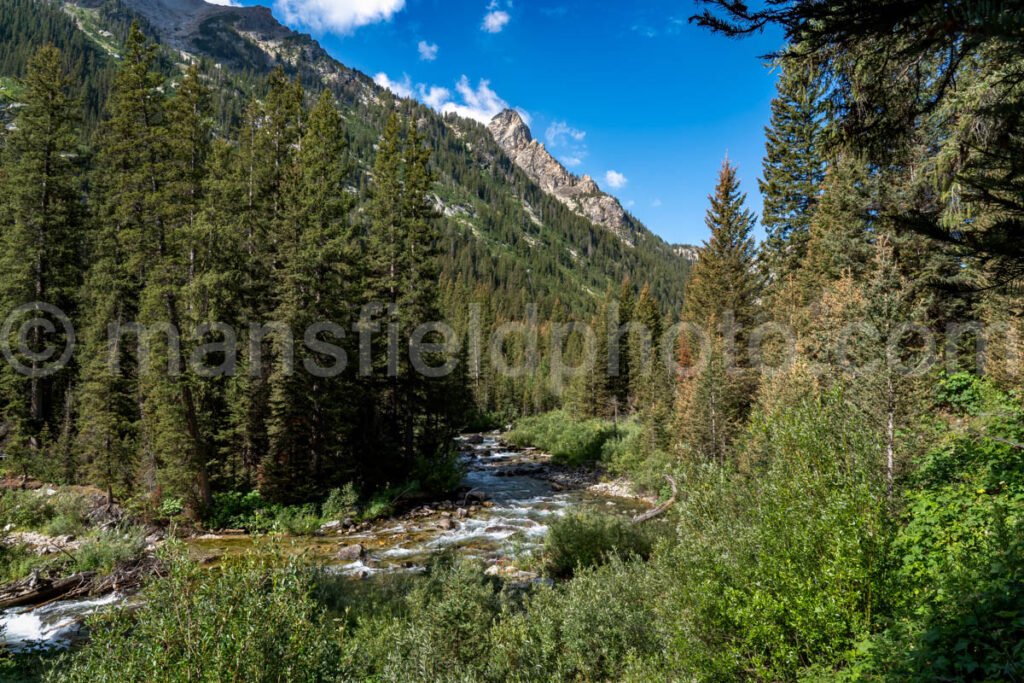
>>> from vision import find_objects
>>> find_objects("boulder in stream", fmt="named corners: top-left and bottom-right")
top-left (336, 544), bottom-right (364, 561)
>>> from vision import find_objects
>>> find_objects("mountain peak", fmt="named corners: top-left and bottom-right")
top-left (489, 109), bottom-right (532, 149)
top-left (487, 109), bottom-right (640, 246)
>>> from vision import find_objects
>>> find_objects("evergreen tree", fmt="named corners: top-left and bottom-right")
top-left (263, 91), bottom-right (355, 502)
top-left (223, 68), bottom-right (304, 490)
top-left (846, 237), bottom-right (930, 496)
top-left (676, 159), bottom-right (761, 465)
top-left (136, 64), bottom-right (214, 516)
top-left (802, 155), bottom-right (875, 287)
top-left (77, 24), bottom-right (166, 504)
top-left (0, 45), bottom-right (83, 481)
top-left (759, 57), bottom-right (827, 284)
top-left (627, 283), bottom-right (663, 412)
top-left (682, 157), bottom-right (759, 332)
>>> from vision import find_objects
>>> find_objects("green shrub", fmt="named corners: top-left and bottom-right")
top-left (637, 388), bottom-right (893, 681)
top-left (489, 559), bottom-right (663, 682)
top-left (49, 545), bottom-right (343, 683)
top-left (320, 483), bottom-right (358, 520)
top-left (507, 410), bottom-right (622, 465)
top-left (0, 489), bottom-right (56, 531)
top-left (543, 511), bottom-right (653, 579)
top-left (835, 387), bottom-right (1024, 681)
top-left (275, 505), bottom-right (321, 536)
top-left (72, 527), bottom-right (147, 574)
top-left (342, 555), bottom-right (502, 681)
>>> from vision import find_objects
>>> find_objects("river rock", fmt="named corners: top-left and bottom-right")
top-left (437, 518), bottom-right (454, 531)
top-left (336, 544), bottom-right (364, 561)
top-left (320, 520), bottom-right (343, 533)
top-left (464, 489), bottom-right (488, 504)
top-left (455, 507), bottom-right (468, 519)
top-left (465, 434), bottom-right (484, 445)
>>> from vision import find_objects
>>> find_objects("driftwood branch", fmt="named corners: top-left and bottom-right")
top-left (632, 475), bottom-right (678, 524)
top-left (0, 572), bottom-right (94, 610)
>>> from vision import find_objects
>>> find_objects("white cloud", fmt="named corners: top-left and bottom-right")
top-left (545, 121), bottom-right (586, 146)
top-left (206, 0), bottom-right (240, 6)
top-left (378, 73), bottom-right (521, 126)
top-left (418, 84), bottom-right (451, 109)
top-left (482, 9), bottom-right (510, 32)
top-left (625, 199), bottom-right (636, 208)
top-left (651, 198), bottom-right (663, 207)
top-left (374, 72), bottom-right (413, 99)
top-left (438, 76), bottom-right (510, 124)
top-left (275, 0), bottom-right (405, 34)
top-left (605, 170), bottom-right (628, 189)
top-left (545, 121), bottom-right (587, 167)
top-left (418, 40), bottom-right (439, 61)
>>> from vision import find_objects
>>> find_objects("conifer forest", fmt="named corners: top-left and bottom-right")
top-left (0, 0), bottom-right (1021, 681)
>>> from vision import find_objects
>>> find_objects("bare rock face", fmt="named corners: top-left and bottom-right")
top-left (487, 109), bottom-right (639, 246)
top-left (672, 244), bottom-right (701, 263)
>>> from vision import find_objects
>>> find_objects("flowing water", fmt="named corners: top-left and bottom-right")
top-left (1, 434), bottom-right (646, 650)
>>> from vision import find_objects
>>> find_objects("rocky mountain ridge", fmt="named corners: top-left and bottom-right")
top-left (13, 0), bottom-right (691, 311)
top-left (487, 109), bottom-right (642, 247)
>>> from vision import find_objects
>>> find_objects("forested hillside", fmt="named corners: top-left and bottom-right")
top-left (0, 0), bottom-right (691, 514)
top-left (0, 0), bottom-right (1021, 681)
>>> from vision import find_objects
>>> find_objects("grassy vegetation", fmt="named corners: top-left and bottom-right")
top-left (506, 410), bottom-right (627, 466)
top-left (60, 5), bottom-right (120, 57)
top-left (0, 76), bottom-right (24, 102)
top-left (541, 511), bottom-right (654, 579)
top-left (0, 489), bottom-right (147, 582)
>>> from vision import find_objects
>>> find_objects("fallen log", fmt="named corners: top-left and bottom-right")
top-left (632, 475), bottom-right (678, 524)
top-left (0, 572), bottom-right (94, 610)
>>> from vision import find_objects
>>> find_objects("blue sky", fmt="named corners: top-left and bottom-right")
top-left (227, 0), bottom-right (783, 245)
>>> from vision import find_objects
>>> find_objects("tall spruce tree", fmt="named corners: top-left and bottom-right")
top-left (759, 57), bottom-right (827, 285)
top-left (77, 24), bottom-right (166, 505)
top-left (0, 45), bottom-right (83, 481)
top-left (682, 158), bottom-right (759, 331)
top-left (677, 158), bottom-right (760, 465)
top-left (263, 91), bottom-right (356, 502)
top-left (136, 64), bottom-right (214, 516)
top-left (223, 68), bottom-right (304, 491)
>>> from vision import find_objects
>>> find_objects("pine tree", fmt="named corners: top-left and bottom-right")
top-left (136, 64), bottom-right (214, 516)
top-left (802, 155), bottom-right (875, 287)
top-left (676, 158), bottom-right (761, 465)
top-left (77, 24), bottom-right (167, 505)
top-left (223, 68), bottom-right (304, 490)
top-left (759, 57), bottom-right (827, 284)
top-left (682, 157), bottom-right (759, 332)
top-left (846, 237), bottom-right (930, 497)
top-left (627, 282), bottom-right (663, 412)
top-left (263, 91), bottom-right (355, 502)
top-left (0, 45), bottom-right (83, 481)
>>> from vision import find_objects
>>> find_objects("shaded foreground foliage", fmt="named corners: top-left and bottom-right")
top-left (28, 374), bottom-right (1019, 682)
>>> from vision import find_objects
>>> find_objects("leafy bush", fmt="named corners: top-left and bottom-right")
top-left (507, 410), bottom-right (622, 465)
top-left (409, 448), bottom-right (466, 499)
top-left (0, 489), bottom-right (56, 531)
top-left (637, 387), bottom-right (893, 680)
top-left (49, 545), bottom-right (343, 683)
top-left (490, 559), bottom-right (663, 682)
top-left (543, 512), bottom-right (653, 579)
top-left (72, 526), bottom-right (147, 574)
top-left (343, 556), bottom-right (502, 680)
top-left (206, 491), bottom-right (303, 534)
top-left (320, 483), bottom-right (358, 521)
top-left (835, 383), bottom-right (1024, 681)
